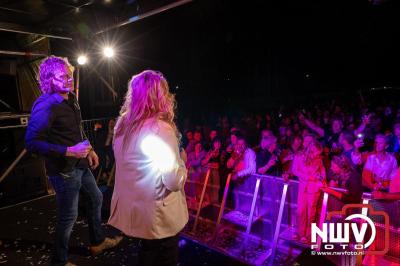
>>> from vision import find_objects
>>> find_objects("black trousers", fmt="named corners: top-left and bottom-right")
top-left (137, 234), bottom-right (180, 266)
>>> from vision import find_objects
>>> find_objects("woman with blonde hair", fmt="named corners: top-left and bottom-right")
top-left (291, 139), bottom-right (326, 243)
top-left (108, 70), bottom-right (188, 266)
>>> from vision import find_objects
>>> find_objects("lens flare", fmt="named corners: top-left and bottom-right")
top-left (141, 135), bottom-right (176, 172)
top-left (77, 55), bottom-right (88, 65)
top-left (103, 47), bottom-right (114, 58)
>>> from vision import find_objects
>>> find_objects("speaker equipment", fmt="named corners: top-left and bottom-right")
top-left (0, 73), bottom-right (19, 113)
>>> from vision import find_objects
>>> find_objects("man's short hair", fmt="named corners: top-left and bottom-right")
top-left (236, 134), bottom-right (247, 143)
top-left (263, 135), bottom-right (277, 144)
top-left (375, 134), bottom-right (388, 144)
top-left (331, 117), bottom-right (343, 123)
top-left (340, 130), bottom-right (355, 145)
top-left (231, 129), bottom-right (241, 137)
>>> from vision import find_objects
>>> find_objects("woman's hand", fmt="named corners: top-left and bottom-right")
top-left (329, 180), bottom-right (338, 187)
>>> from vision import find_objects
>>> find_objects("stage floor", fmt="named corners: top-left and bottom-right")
top-left (0, 189), bottom-right (246, 266)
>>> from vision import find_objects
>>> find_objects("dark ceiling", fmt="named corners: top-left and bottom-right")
top-left (0, 0), bottom-right (179, 39)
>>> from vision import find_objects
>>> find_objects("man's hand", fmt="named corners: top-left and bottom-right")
top-left (87, 150), bottom-right (99, 169)
top-left (282, 173), bottom-right (290, 182)
top-left (66, 141), bottom-right (91, 158)
top-left (282, 154), bottom-right (294, 163)
top-left (329, 180), bottom-right (338, 187)
top-left (372, 190), bottom-right (386, 200)
top-left (298, 113), bottom-right (305, 122)
top-left (267, 157), bottom-right (277, 168)
top-left (362, 114), bottom-right (371, 125)
top-left (257, 166), bottom-right (266, 175)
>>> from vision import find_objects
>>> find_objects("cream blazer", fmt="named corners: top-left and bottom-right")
top-left (108, 118), bottom-right (188, 239)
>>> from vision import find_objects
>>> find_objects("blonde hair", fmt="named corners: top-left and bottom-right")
top-left (114, 70), bottom-right (178, 147)
top-left (304, 140), bottom-right (323, 165)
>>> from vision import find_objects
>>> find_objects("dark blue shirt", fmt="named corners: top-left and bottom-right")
top-left (256, 149), bottom-right (280, 176)
top-left (25, 92), bottom-right (88, 175)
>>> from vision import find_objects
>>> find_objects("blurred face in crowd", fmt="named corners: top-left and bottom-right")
top-left (310, 143), bottom-right (322, 158)
top-left (279, 126), bottom-right (287, 137)
top-left (385, 106), bottom-right (392, 116)
top-left (268, 139), bottom-right (277, 152)
top-left (186, 131), bottom-right (193, 141)
top-left (283, 117), bottom-right (291, 126)
top-left (302, 128), bottom-right (310, 137)
top-left (375, 136), bottom-right (388, 153)
top-left (347, 123), bottom-right (355, 131)
top-left (261, 136), bottom-right (270, 150)
top-left (330, 160), bottom-right (342, 174)
top-left (292, 136), bottom-right (302, 151)
top-left (303, 135), bottom-right (314, 149)
top-left (194, 142), bottom-right (203, 153)
top-left (108, 119), bottom-right (116, 130)
top-left (345, 114), bottom-right (354, 124)
top-left (230, 134), bottom-right (238, 145)
top-left (332, 119), bottom-right (343, 134)
top-left (236, 139), bottom-right (247, 154)
top-left (334, 106), bottom-right (342, 114)
top-left (286, 128), bottom-right (293, 138)
top-left (210, 130), bottom-right (217, 140)
top-left (293, 123), bottom-right (300, 133)
top-left (94, 122), bottom-right (102, 130)
top-left (222, 117), bottom-right (229, 127)
top-left (194, 132), bottom-right (202, 142)
top-left (261, 129), bottom-right (273, 139)
top-left (394, 124), bottom-right (400, 138)
top-left (338, 133), bottom-right (347, 146)
top-left (213, 140), bottom-right (221, 150)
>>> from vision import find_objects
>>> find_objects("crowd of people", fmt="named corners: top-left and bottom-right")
top-left (92, 101), bottom-right (400, 244)
top-left (181, 102), bottom-right (400, 243)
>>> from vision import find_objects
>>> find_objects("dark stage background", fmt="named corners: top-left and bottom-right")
top-left (57, 0), bottom-right (400, 121)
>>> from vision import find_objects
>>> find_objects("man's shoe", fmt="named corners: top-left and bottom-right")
top-left (90, 236), bottom-right (123, 256)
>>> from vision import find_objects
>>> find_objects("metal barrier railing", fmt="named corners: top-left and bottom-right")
top-left (184, 172), bottom-right (400, 266)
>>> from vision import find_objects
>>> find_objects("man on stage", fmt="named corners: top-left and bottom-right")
top-left (25, 56), bottom-right (122, 266)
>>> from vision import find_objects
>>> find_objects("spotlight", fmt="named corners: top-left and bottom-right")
top-left (77, 55), bottom-right (88, 65)
top-left (103, 47), bottom-right (114, 58)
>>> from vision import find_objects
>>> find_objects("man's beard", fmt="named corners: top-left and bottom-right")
top-left (54, 85), bottom-right (73, 93)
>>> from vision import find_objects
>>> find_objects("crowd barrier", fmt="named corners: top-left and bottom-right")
top-left (182, 168), bottom-right (400, 266)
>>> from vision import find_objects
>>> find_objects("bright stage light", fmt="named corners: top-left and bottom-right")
top-left (77, 55), bottom-right (88, 65)
top-left (103, 47), bottom-right (114, 58)
top-left (141, 135), bottom-right (176, 173)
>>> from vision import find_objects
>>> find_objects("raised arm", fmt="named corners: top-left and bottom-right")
top-left (304, 118), bottom-right (325, 138)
